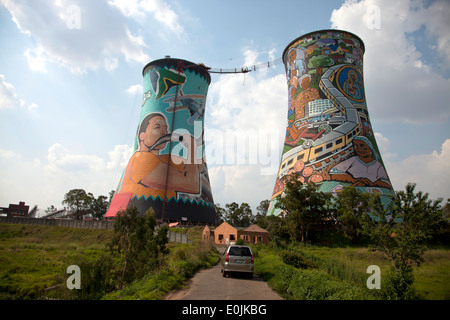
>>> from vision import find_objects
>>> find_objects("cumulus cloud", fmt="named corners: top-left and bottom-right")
top-left (108, 0), bottom-right (184, 38)
top-left (126, 84), bottom-right (143, 95)
top-left (3, 0), bottom-right (150, 74)
top-left (330, 0), bottom-right (450, 123)
top-left (0, 143), bottom-right (132, 212)
top-left (0, 148), bottom-right (21, 160)
top-left (204, 58), bottom-right (288, 209)
top-left (0, 74), bottom-right (36, 110)
top-left (0, 74), bottom-right (22, 109)
top-left (106, 144), bottom-right (133, 170)
top-left (385, 139), bottom-right (450, 200)
top-left (209, 165), bottom-right (277, 209)
top-left (24, 47), bottom-right (48, 73)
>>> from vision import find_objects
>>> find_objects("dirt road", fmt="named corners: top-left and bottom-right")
top-left (164, 262), bottom-right (283, 300)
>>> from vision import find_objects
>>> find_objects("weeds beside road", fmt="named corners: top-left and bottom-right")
top-left (1, 223), bottom-right (449, 300)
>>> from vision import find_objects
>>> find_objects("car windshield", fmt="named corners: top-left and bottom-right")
top-left (228, 246), bottom-right (251, 256)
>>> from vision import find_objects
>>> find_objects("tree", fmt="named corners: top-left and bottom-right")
top-left (264, 215), bottom-right (289, 245)
top-left (256, 199), bottom-right (270, 216)
top-left (224, 202), bottom-right (254, 227)
top-left (255, 199), bottom-right (270, 227)
top-left (335, 186), bottom-right (370, 244)
top-left (215, 203), bottom-right (227, 225)
top-left (87, 193), bottom-right (109, 220)
top-left (62, 189), bottom-right (91, 219)
top-left (362, 183), bottom-right (445, 299)
top-left (45, 205), bottom-right (58, 216)
top-left (275, 172), bottom-right (331, 242)
top-left (110, 206), bottom-right (168, 289)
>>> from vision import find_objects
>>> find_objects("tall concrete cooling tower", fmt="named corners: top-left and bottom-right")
top-left (106, 58), bottom-right (216, 224)
top-left (267, 30), bottom-right (394, 216)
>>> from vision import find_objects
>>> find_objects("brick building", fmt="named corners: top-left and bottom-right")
top-left (0, 201), bottom-right (30, 218)
top-left (239, 224), bottom-right (269, 245)
top-left (203, 222), bottom-right (269, 246)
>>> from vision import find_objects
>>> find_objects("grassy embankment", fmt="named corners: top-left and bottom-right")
top-left (2, 222), bottom-right (448, 300)
top-left (0, 223), bottom-right (220, 300)
top-left (253, 243), bottom-right (450, 300)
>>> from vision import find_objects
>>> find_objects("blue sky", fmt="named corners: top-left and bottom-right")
top-left (0, 0), bottom-right (449, 216)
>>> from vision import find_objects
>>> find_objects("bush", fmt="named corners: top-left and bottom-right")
top-left (274, 263), bottom-right (370, 300)
top-left (72, 254), bottom-right (120, 300)
top-left (102, 239), bottom-right (220, 300)
top-left (382, 267), bottom-right (417, 300)
top-left (280, 249), bottom-right (316, 269)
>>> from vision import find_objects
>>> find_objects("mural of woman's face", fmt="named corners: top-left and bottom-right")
top-left (140, 115), bottom-right (168, 151)
top-left (353, 139), bottom-right (373, 162)
top-left (301, 76), bottom-right (311, 89)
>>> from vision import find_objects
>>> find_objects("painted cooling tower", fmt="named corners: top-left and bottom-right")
top-left (267, 30), bottom-right (394, 216)
top-left (105, 58), bottom-right (215, 224)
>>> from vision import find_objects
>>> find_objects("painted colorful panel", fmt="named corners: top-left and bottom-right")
top-left (106, 58), bottom-right (216, 224)
top-left (267, 30), bottom-right (394, 216)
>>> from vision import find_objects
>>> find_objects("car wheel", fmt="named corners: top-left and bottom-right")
top-left (222, 271), bottom-right (227, 277)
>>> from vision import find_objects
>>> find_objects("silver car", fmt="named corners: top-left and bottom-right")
top-left (221, 245), bottom-right (254, 278)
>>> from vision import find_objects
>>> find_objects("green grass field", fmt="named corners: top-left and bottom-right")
top-left (1, 222), bottom-right (448, 300)
top-left (253, 243), bottom-right (450, 300)
top-left (0, 223), bottom-right (219, 300)
top-left (0, 223), bottom-right (114, 299)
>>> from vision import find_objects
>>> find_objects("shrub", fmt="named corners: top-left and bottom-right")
top-left (382, 267), bottom-right (417, 300)
top-left (280, 249), bottom-right (316, 269)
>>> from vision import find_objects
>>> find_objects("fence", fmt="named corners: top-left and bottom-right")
top-left (0, 216), bottom-right (189, 243)
top-left (0, 216), bottom-right (114, 229)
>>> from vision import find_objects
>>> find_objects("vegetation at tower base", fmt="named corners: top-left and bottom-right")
top-left (274, 172), bottom-right (333, 243)
top-left (267, 175), bottom-right (449, 299)
top-left (0, 183), bottom-right (448, 300)
top-left (110, 206), bottom-right (169, 290)
top-left (360, 183), bottom-right (447, 299)
top-left (334, 186), bottom-right (370, 244)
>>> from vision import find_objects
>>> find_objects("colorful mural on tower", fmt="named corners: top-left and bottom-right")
top-left (105, 58), bottom-right (215, 224)
top-left (267, 30), bottom-right (394, 216)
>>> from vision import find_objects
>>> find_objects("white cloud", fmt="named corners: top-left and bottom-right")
top-left (104, 57), bottom-right (119, 72)
top-left (109, 0), bottom-right (184, 37)
top-left (205, 64), bottom-right (288, 209)
top-left (46, 143), bottom-right (104, 173)
top-left (209, 165), bottom-right (276, 209)
top-left (0, 142), bottom-right (132, 212)
top-left (374, 131), bottom-right (396, 159)
top-left (126, 84), bottom-right (143, 95)
top-left (3, 0), bottom-right (150, 74)
top-left (330, 0), bottom-right (450, 124)
top-left (0, 148), bottom-right (21, 160)
top-left (385, 139), bottom-right (450, 200)
top-left (28, 102), bottom-right (39, 111)
top-left (106, 144), bottom-right (133, 170)
top-left (413, 0), bottom-right (450, 66)
top-left (24, 47), bottom-right (48, 73)
top-left (0, 74), bottom-right (20, 109)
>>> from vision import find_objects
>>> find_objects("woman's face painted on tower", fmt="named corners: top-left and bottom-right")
top-left (139, 115), bottom-right (168, 152)
top-left (353, 139), bottom-right (373, 163)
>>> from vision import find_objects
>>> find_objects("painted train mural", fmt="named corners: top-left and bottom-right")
top-left (105, 58), bottom-right (216, 224)
top-left (267, 29), bottom-right (394, 216)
